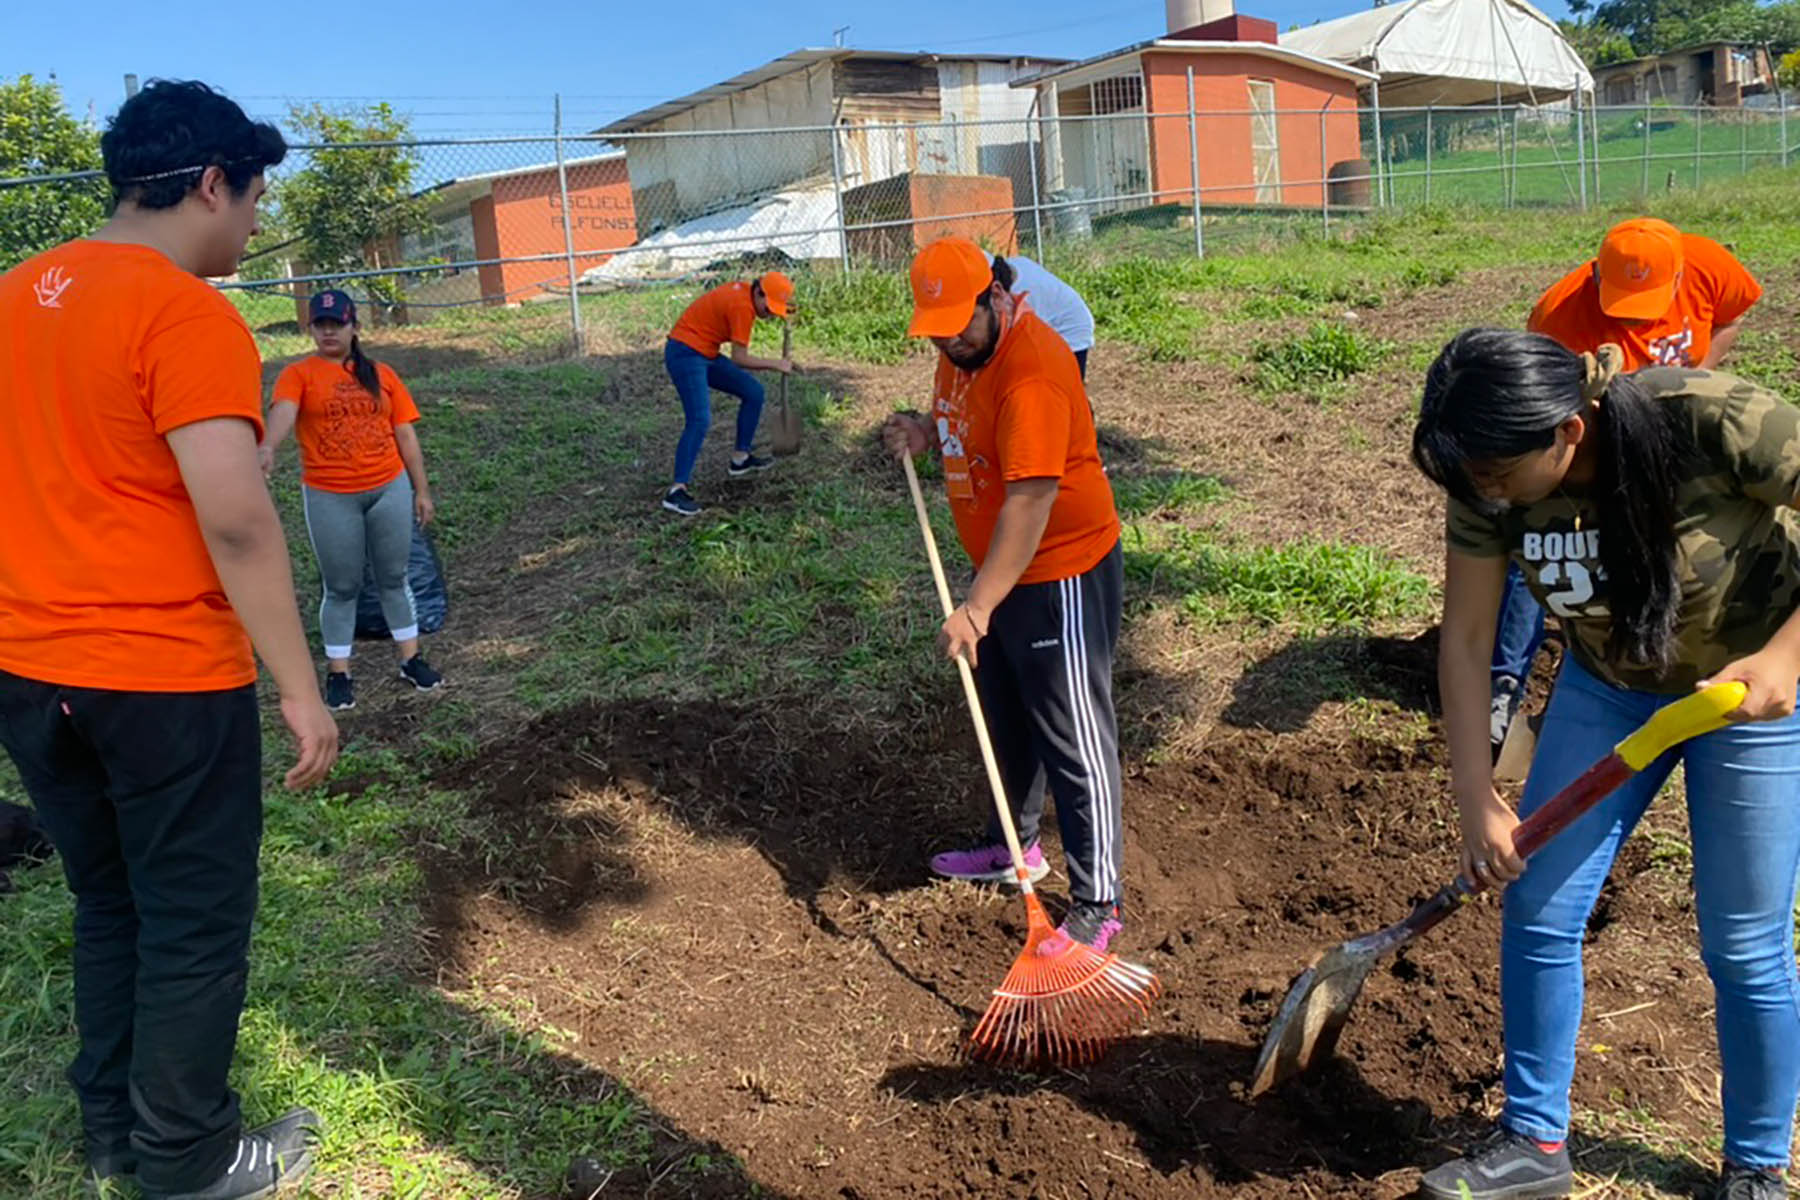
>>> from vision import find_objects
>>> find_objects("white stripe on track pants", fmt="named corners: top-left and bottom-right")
top-left (975, 539), bottom-right (1124, 906)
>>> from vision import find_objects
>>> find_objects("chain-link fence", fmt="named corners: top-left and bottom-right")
top-left (2, 97), bottom-right (1794, 350)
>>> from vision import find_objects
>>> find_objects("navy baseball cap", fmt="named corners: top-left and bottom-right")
top-left (308, 289), bottom-right (357, 325)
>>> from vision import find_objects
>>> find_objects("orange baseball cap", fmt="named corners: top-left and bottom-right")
top-left (907, 237), bottom-right (993, 338)
top-left (758, 271), bottom-right (795, 317)
top-left (1595, 218), bottom-right (1684, 320)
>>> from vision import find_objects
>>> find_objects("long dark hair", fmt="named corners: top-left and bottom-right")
top-left (1413, 328), bottom-right (1690, 670)
top-left (346, 327), bottom-right (382, 404)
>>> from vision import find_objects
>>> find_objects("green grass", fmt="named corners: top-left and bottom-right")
top-left (1250, 322), bottom-right (1392, 395)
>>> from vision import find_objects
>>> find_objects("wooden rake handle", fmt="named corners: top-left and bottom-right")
top-left (780, 323), bottom-right (791, 407)
top-left (900, 453), bottom-right (1036, 893)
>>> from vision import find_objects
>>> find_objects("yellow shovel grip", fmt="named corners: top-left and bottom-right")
top-left (1614, 681), bottom-right (1749, 771)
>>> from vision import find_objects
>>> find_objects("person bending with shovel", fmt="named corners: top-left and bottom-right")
top-left (1412, 329), bottom-right (1800, 1200)
top-left (882, 236), bottom-right (1129, 955)
top-left (660, 270), bottom-right (797, 517)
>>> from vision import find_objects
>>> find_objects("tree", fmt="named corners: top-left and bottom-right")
top-left (1781, 45), bottom-right (1800, 87)
top-left (1587, 0), bottom-right (1800, 56)
top-left (1561, 19), bottom-right (1641, 65)
top-left (276, 102), bottom-right (430, 315)
top-left (0, 74), bottom-right (106, 270)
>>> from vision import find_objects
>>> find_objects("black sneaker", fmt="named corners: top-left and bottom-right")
top-left (662, 487), bottom-right (700, 516)
top-left (728, 453), bottom-right (773, 477)
top-left (399, 655), bottom-right (443, 692)
top-left (1490, 675), bottom-right (1524, 755)
top-left (1720, 1166), bottom-right (1789, 1200)
top-left (324, 672), bottom-right (354, 712)
top-left (142, 1107), bottom-right (320, 1200)
top-left (1419, 1128), bottom-right (1572, 1200)
top-left (85, 1137), bottom-right (135, 1195)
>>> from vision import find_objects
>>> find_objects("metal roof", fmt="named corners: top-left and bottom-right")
top-left (1012, 37), bottom-right (1381, 89)
top-left (598, 48), bottom-right (1070, 134)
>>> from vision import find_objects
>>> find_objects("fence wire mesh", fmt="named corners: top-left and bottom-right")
top-left (2, 99), bottom-right (1793, 346)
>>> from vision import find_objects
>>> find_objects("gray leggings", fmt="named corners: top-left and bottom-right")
top-left (302, 473), bottom-right (418, 661)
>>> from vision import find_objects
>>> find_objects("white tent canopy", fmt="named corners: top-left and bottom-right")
top-left (1281, 0), bottom-right (1593, 107)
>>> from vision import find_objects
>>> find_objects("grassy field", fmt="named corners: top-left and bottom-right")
top-left (5, 168), bottom-right (1800, 1198)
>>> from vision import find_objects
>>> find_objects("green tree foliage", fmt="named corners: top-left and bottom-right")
top-left (0, 75), bottom-right (106, 270)
top-left (1779, 46), bottom-right (1800, 87)
top-left (276, 103), bottom-right (430, 311)
top-left (1583, 0), bottom-right (1800, 58)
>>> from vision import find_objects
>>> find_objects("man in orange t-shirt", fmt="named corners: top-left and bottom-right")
top-left (661, 271), bottom-right (797, 516)
top-left (1486, 218), bottom-right (1763, 753)
top-left (883, 237), bottom-right (1128, 955)
top-left (0, 81), bottom-right (334, 1199)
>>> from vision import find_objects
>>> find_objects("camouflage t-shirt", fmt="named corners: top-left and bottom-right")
top-left (1447, 367), bottom-right (1800, 693)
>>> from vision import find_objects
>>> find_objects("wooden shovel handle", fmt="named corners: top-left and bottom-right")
top-left (901, 453), bottom-right (1035, 891)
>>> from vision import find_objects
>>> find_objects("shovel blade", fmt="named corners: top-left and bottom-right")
top-left (771, 402), bottom-right (803, 456)
top-left (1248, 938), bottom-right (1382, 1096)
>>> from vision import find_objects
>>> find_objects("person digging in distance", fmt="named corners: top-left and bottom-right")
top-left (261, 289), bottom-right (443, 712)
top-left (1488, 217), bottom-right (1763, 757)
top-left (660, 270), bottom-right (797, 516)
top-left (1413, 328), bottom-right (1800, 1200)
top-left (883, 235), bottom-right (1129, 955)
top-left (0, 79), bottom-right (333, 1200)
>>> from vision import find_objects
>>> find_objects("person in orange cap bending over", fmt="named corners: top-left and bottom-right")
top-left (660, 270), bottom-right (797, 516)
top-left (1487, 216), bottom-right (1762, 753)
top-left (883, 236), bottom-right (1130, 955)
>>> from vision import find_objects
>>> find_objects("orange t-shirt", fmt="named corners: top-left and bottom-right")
top-left (271, 356), bottom-right (420, 494)
top-left (1528, 233), bottom-right (1761, 369)
top-left (668, 282), bottom-right (756, 358)
top-left (930, 309), bottom-right (1120, 584)
top-left (0, 241), bottom-right (266, 692)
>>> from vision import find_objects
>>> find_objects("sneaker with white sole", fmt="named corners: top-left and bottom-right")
top-left (398, 655), bottom-right (442, 692)
top-left (141, 1107), bottom-right (320, 1200)
top-left (728, 453), bottom-right (773, 477)
top-left (929, 841), bottom-right (1049, 885)
top-left (324, 672), bottom-right (354, 712)
top-left (1419, 1127), bottom-right (1572, 1200)
top-left (662, 487), bottom-right (701, 516)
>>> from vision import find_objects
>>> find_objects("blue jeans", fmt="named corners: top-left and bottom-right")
top-left (664, 338), bottom-right (764, 486)
top-left (1501, 656), bottom-right (1800, 1166)
top-left (1492, 562), bottom-right (1548, 684)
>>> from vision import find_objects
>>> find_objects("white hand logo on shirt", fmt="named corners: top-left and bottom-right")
top-left (937, 416), bottom-right (965, 459)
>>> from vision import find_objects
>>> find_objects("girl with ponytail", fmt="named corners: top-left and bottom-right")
top-left (262, 289), bottom-right (443, 711)
top-left (1412, 327), bottom-right (1800, 1200)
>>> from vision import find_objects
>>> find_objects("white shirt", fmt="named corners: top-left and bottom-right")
top-left (985, 252), bottom-right (1094, 353)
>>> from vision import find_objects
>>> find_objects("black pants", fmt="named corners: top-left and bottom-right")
top-left (0, 669), bottom-right (261, 1192)
top-left (1074, 347), bottom-right (1088, 379)
top-left (975, 541), bottom-right (1124, 905)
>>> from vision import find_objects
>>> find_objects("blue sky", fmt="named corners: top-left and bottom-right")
top-left (15, 0), bottom-right (1574, 138)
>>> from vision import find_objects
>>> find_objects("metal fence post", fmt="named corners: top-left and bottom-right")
top-left (1424, 106), bottom-right (1434, 204)
top-left (1027, 108), bottom-right (1046, 258)
top-left (1694, 105), bottom-right (1703, 189)
top-left (1508, 107), bottom-right (1519, 206)
top-left (829, 119), bottom-right (850, 275)
top-left (1641, 98), bottom-right (1651, 195)
top-left (1319, 105), bottom-right (1331, 236)
top-left (1783, 97), bottom-right (1791, 167)
top-left (1591, 95), bottom-right (1602, 202)
top-left (1370, 79), bottom-right (1386, 206)
top-left (1740, 110), bottom-right (1748, 174)
top-left (1187, 66), bottom-right (1204, 260)
top-left (1575, 96), bottom-right (1587, 209)
top-left (552, 95), bottom-right (583, 354)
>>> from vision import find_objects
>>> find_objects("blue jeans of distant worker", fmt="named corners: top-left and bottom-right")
top-left (1493, 562), bottom-right (1548, 685)
top-left (664, 338), bottom-right (764, 486)
top-left (1500, 655), bottom-right (1800, 1167)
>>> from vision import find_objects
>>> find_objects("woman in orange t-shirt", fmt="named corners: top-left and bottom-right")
top-left (261, 290), bottom-right (442, 711)
top-left (660, 271), bottom-right (797, 516)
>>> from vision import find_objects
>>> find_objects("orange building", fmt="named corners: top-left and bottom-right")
top-left (395, 152), bottom-right (636, 309)
top-left (1020, 12), bottom-right (1377, 214)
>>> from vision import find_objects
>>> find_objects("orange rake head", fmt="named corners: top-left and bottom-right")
top-left (967, 893), bottom-right (1162, 1068)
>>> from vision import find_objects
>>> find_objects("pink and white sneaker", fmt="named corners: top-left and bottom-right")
top-left (929, 841), bottom-right (1050, 885)
top-left (1037, 901), bottom-right (1123, 957)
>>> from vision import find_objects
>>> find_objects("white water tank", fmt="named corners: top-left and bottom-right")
top-left (1166, 0), bottom-right (1235, 32)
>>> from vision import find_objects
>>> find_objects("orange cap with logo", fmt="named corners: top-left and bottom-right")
top-left (907, 237), bottom-right (994, 338)
top-left (1595, 217), bottom-right (1684, 321)
top-left (758, 271), bottom-right (795, 318)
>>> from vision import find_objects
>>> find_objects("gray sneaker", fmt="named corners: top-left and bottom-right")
top-left (141, 1107), bottom-right (320, 1200)
top-left (1419, 1128), bottom-right (1571, 1200)
top-left (1719, 1166), bottom-right (1788, 1200)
